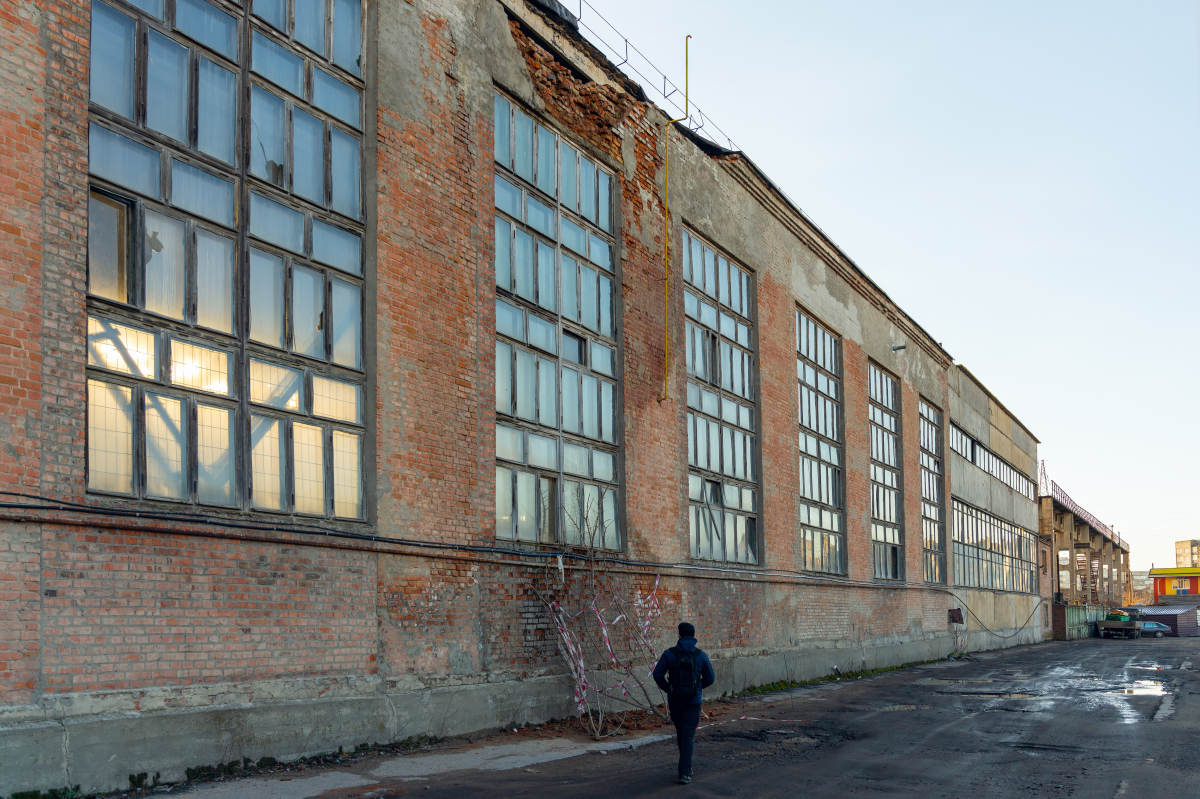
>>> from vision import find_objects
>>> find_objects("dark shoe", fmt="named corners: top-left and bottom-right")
top-left (678, 775), bottom-right (692, 784)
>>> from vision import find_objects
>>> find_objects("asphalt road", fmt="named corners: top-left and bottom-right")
top-left (178, 638), bottom-right (1200, 799)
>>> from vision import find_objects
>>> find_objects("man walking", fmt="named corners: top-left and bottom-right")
top-left (652, 622), bottom-right (716, 784)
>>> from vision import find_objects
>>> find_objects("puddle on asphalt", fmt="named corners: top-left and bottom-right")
top-left (958, 693), bottom-right (1037, 699)
top-left (1129, 665), bottom-right (1172, 671)
top-left (916, 678), bottom-right (995, 685)
top-left (1109, 680), bottom-right (1167, 696)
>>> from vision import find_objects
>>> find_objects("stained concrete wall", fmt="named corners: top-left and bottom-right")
top-left (948, 366), bottom-right (1038, 531)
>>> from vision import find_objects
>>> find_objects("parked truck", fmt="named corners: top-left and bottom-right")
top-left (1099, 608), bottom-right (1143, 639)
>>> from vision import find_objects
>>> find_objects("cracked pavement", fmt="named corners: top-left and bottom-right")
top-left (167, 638), bottom-right (1200, 798)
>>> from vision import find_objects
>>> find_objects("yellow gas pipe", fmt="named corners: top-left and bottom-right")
top-left (658, 35), bottom-right (690, 403)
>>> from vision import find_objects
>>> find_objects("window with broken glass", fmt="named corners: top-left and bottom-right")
top-left (683, 230), bottom-right (757, 564)
top-left (86, 0), bottom-right (366, 519)
top-left (869, 364), bottom-right (903, 579)
top-left (493, 93), bottom-right (620, 550)
top-left (919, 399), bottom-right (946, 583)
top-left (952, 499), bottom-right (1037, 593)
top-left (796, 310), bottom-right (843, 574)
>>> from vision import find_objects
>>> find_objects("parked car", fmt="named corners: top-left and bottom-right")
top-left (1141, 621), bottom-right (1174, 638)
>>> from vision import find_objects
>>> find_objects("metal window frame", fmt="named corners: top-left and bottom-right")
top-left (85, 0), bottom-right (368, 522)
top-left (680, 227), bottom-right (760, 565)
top-left (795, 306), bottom-right (846, 575)
top-left (868, 361), bottom-right (904, 580)
top-left (492, 89), bottom-right (624, 552)
top-left (918, 397), bottom-right (946, 584)
top-left (950, 498), bottom-right (1038, 594)
top-left (947, 421), bottom-right (1035, 500)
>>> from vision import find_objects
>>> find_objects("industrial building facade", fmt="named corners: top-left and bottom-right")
top-left (2, 0), bottom-right (1052, 792)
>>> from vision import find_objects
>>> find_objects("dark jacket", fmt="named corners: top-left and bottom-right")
top-left (652, 637), bottom-right (716, 705)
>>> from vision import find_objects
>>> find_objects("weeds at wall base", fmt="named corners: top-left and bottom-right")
top-left (732, 654), bottom-right (968, 697)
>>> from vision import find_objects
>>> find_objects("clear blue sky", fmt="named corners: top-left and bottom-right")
top-left (577, 0), bottom-right (1200, 570)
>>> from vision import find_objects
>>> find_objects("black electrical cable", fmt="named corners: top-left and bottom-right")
top-left (0, 490), bottom-right (1051, 635)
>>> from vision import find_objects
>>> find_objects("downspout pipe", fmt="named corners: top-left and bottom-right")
top-left (658, 35), bottom-right (690, 403)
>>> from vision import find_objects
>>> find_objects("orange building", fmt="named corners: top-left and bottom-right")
top-left (1149, 567), bottom-right (1200, 603)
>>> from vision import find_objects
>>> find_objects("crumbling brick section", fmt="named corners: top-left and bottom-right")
top-left (508, 20), bottom-right (635, 161)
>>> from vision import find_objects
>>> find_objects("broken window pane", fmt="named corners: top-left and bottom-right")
top-left (144, 211), bottom-right (186, 320)
top-left (293, 266), bottom-right (325, 358)
top-left (537, 357), bottom-right (556, 428)
top-left (250, 86), bottom-right (286, 187)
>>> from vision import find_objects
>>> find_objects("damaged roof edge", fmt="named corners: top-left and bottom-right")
top-left (956, 364), bottom-right (1041, 444)
top-left (513, 0), bottom-right (953, 366)
top-left (527, 0), bottom-right (578, 29)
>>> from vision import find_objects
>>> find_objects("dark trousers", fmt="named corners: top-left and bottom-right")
top-left (669, 702), bottom-right (702, 777)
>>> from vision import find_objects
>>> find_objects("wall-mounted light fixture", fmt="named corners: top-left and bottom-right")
top-left (891, 344), bottom-right (906, 352)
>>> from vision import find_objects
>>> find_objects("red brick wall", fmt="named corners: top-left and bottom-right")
top-left (0, 0), bottom-right (1040, 725)
top-left (373, 13), bottom-right (493, 549)
top-left (40, 529), bottom-right (377, 692)
top-left (0, 0), bottom-right (91, 707)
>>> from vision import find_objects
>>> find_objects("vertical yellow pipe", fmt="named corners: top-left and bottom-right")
top-left (659, 36), bottom-right (690, 403)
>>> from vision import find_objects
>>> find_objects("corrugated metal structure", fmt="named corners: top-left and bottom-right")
top-left (1129, 605), bottom-right (1200, 637)
top-left (1052, 604), bottom-right (1108, 640)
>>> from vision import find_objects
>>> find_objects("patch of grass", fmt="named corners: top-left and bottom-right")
top-left (8, 788), bottom-right (82, 799)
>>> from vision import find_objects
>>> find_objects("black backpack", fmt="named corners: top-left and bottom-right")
top-left (668, 646), bottom-right (701, 698)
